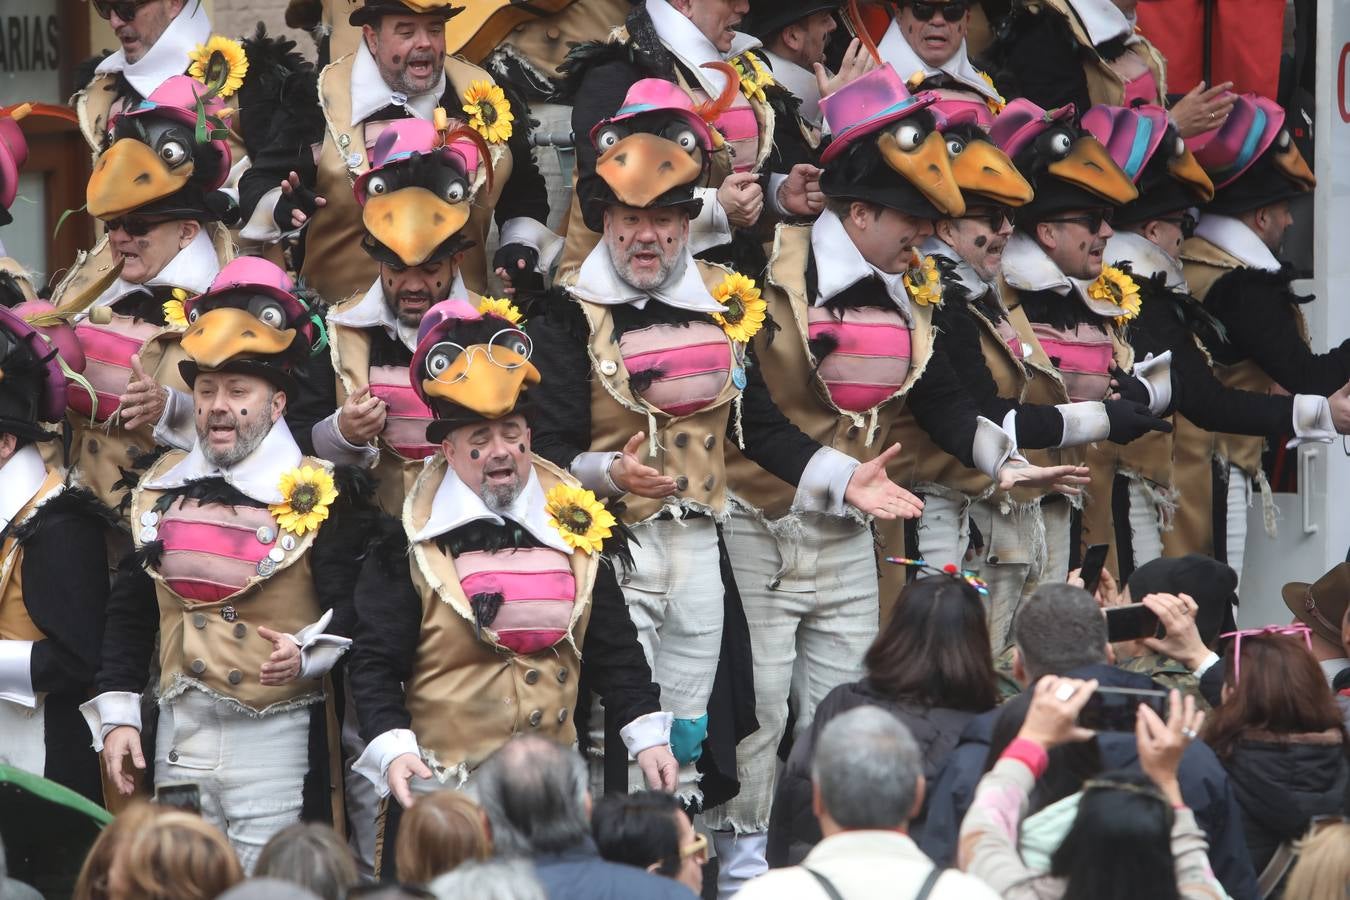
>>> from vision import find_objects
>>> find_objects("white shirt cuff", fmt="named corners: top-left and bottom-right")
top-left (286, 609), bottom-right (353, 681)
top-left (688, 186), bottom-right (732, 254)
top-left (153, 387), bottom-right (197, 450)
top-left (1133, 351), bottom-right (1172, 416)
top-left (1056, 401), bottom-right (1111, 447)
top-left (311, 412), bottom-right (379, 468)
top-left (620, 711), bottom-right (673, 756)
top-left (791, 446), bottom-right (859, 517)
top-left (569, 451), bottom-right (624, 498)
top-left (767, 172), bottom-right (790, 217)
top-left (238, 185), bottom-right (289, 243)
top-left (1286, 394), bottom-right (1336, 448)
top-left (499, 217), bottom-right (565, 275)
top-left (351, 728), bottom-right (421, 797)
top-left (79, 691), bottom-right (143, 751)
top-left (972, 414), bottom-right (1019, 481)
top-left (0, 640), bottom-right (36, 708)
top-left (1191, 651), bottom-right (1221, 678)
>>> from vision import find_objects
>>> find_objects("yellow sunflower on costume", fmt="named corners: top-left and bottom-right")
top-left (462, 80), bottom-right (514, 144)
top-left (270, 466), bottom-right (338, 536)
top-left (1088, 266), bottom-right (1142, 325)
top-left (188, 36), bottom-right (249, 98)
top-left (731, 53), bottom-right (774, 104)
top-left (712, 272), bottom-right (767, 343)
top-left (904, 254), bottom-right (943, 307)
top-left (978, 70), bottom-right (1006, 116)
top-left (545, 484), bottom-right (615, 554)
top-left (477, 296), bottom-right (523, 325)
top-left (163, 288), bottom-right (189, 329)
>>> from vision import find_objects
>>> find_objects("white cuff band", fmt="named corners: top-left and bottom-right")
top-left (498, 217), bottom-right (566, 275)
top-left (79, 691), bottom-right (143, 751)
top-left (1133, 351), bottom-right (1173, 416)
top-left (767, 172), bottom-right (790, 217)
top-left (1056, 401), bottom-right (1112, 447)
top-left (1286, 394), bottom-right (1336, 448)
top-left (792, 446), bottom-right (859, 516)
top-left (972, 415), bottom-right (1018, 481)
top-left (351, 728), bottom-right (421, 797)
top-left (152, 387), bottom-right (197, 451)
top-left (620, 711), bottom-right (673, 756)
top-left (688, 186), bottom-right (732, 254)
top-left (0, 640), bottom-right (36, 708)
top-left (1191, 651), bottom-right (1221, 678)
top-left (238, 185), bottom-right (288, 243)
top-left (286, 609), bottom-right (353, 681)
top-left (311, 412), bottom-right (379, 468)
top-left (569, 451), bottom-right (624, 498)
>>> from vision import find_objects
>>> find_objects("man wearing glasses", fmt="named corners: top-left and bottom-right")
top-left (874, 0), bottom-right (1004, 129)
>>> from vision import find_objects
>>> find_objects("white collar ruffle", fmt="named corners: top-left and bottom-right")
top-left (349, 41), bottom-right (447, 126)
top-left (1064, 0), bottom-right (1138, 47)
top-left (0, 445), bottom-right (49, 531)
top-left (1003, 230), bottom-right (1122, 318)
top-left (94, 1), bottom-right (212, 97)
top-left (645, 0), bottom-right (761, 95)
top-left (762, 50), bottom-right (823, 127)
top-left (1193, 214), bottom-right (1281, 273)
top-left (329, 271), bottom-right (469, 351)
top-left (1106, 230), bottom-right (1187, 291)
top-left (570, 241), bottom-right (725, 313)
top-left (413, 463), bottom-right (573, 554)
top-left (810, 210), bottom-right (913, 321)
top-left (146, 418), bottom-right (305, 504)
top-left (90, 229), bottom-right (220, 312)
top-left (876, 19), bottom-right (999, 100)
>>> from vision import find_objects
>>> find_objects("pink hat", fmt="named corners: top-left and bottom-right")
top-left (0, 113), bottom-right (28, 217)
top-left (1188, 93), bottom-right (1284, 188)
top-left (410, 298), bottom-right (484, 402)
top-left (116, 75), bottom-right (233, 190)
top-left (353, 119), bottom-right (479, 205)
top-left (13, 301), bottom-right (85, 374)
top-left (592, 78), bottom-right (716, 152)
top-left (184, 257), bottom-right (311, 341)
top-left (988, 98), bottom-right (1075, 161)
top-left (0, 305), bottom-right (68, 423)
top-left (819, 64), bottom-right (935, 165)
top-left (1081, 104), bottom-right (1170, 183)
top-left (926, 94), bottom-right (995, 131)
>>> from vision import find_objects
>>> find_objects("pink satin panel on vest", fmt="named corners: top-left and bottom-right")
top-left (687, 86), bottom-right (760, 174)
top-left (456, 547), bottom-right (576, 654)
top-left (369, 364), bottom-right (438, 460)
top-left (69, 314), bottom-right (163, 422)
top-left (618, 322), bottom-right (732, 418)
top-left (1031, 322), bottom-right (1114, 402)
top-left (807, 306), bottom-right (912, 412)
top-left (156, 500), bottom-right (281, 603)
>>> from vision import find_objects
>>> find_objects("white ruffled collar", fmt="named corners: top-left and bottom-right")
top-left (570, 241), bottom-right (725, 313)
top-left (876, 18), bottom-right (999, 100)
top-left (89, 229), bottom-right (219, 312)
top-left (645, 0), bottom-right (761, 95)
top-left (1064, 0), bottom-right (1138, 47)
top-left (94, 1), bottom-right (212, 97)
top-left (762, 50), bottom-right (823, 127)
top-left (810, 210), bottom-right (913, 321)
top-left (1193, 214), bottom-right (1281, 273)
top-left (146, 418), bottom-right (304, 504)
top-left (412, 462), bottom-right (572, 553)
top-left (1003, 230), bottom-right (1121, 317)
top-left (1106, 230), bottom-right (1187, 291)
top-left (349, 41), bottom-right (447, 126)
top-left (330, 272), bottom-right (469, 351)
top-left (0, 445), bottom-right (49, 531)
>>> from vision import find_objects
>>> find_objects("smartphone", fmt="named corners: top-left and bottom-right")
top-left (1078, 686), bottom-right (1169, 732)
top-left (1079, 543), bottom-right (1110, 595)
top-left (1105, 602), bottom-right (1164, 642)
top-left (154, 781), bottom-right (202, 815)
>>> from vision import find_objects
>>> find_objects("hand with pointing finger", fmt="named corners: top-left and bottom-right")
top-left (814, 38), bottom-right (877, 99)
top-left (608, 431), bottom-right (678, 499)
top-left (337, 385), bottom-right (387, 445)
top-left (843, 444), bottom-right (924, 520)
top-left (257, 626), bottom-right (302, 686)
top-left (120, 353), bottom-right (166, 431)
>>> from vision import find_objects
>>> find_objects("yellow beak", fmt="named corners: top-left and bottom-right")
top-left (878, 130), bottom-right (966, 217)
top-left (1166, 146), bottom-right (1215, 203)
top-left (87, 138), bottom-right (194, 219)
top-left (181, 306), bottom-right (296, 368)
top-left (421, 344), bottom-right (541, 417)
top-left (362, 186), bottom-right (469, 267)
top-left (596, 133), bottom-right (703, 209)
top-left (1272, 140), bottom-right (1316, 191)
top-left (1047, 138), bottom-right (1139, 205)
top-left (952, 140), bottom-right (1034, 208)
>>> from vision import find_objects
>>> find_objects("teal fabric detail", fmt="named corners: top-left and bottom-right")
top-left (670, 714), bottom-right (709, 765)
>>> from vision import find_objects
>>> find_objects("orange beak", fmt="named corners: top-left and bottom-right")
top-left (421, 345), bottom-right (541, 418)
top-left (596, 133), bottom-right (703, 209)
top-left (87, 138), bottom-right (194, 219)
top-left (952, 140), bottom-right (1034, 208)
top-left (181, 307), bottom-right (296, 368)
top-left (1166, 146), bottom-right (1215, 203)
top-left (362, 186), bottom-right (469, 267)
top-left (878, 130), bottom-right (966, 217)
top-left (1047, 137), bottom-right (1139, 205)
top-left (1272, 140), bottom-right (1316, 191)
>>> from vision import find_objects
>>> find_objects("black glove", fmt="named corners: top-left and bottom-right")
top-left (1109, 365), bottom-right (1151, 407)
top-left (493, 242), bottom-right (544, 294)
top-left (272, 183), bottom-right (323, 230)
top-left (1103, 399), bottom-right (1173, 444)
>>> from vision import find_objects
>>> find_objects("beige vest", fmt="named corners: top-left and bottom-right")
top-left (306, 53), bottom-right (513, 301)
top-left (130, 451), bottom-right (328, 712)
top-left (578, 260), bottom-right (744, 524)
top-left (403, 454), bottom-right (597, 773)
top-left (555, 35), bottom-right (776, 285)
top-left (0, 470), bottom-right (65, 643)
top-left (1026, 0), bottom-right (1167, 108)
top-left (493, 0), bottom-right (630, 82)
top-left (723, 224), bottom-right (935, 519)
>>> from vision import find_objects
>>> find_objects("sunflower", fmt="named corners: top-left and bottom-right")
top-left (545, 483), bottom-right (616, 554)
top-left (1088, 266), bottom-right (1142, 325)
top-left (711, 272), bottom-right (767, 343)
top-left (978, 70), bottom-right (1006, 115)
top-left (269, 466), bottom-right (338, 536)
top-left (462, 80), bottom-right (514, 144)
top-left (731, 53), bottom-right (774, 104)
top-left (187, 36), bottom-right (249, 98)
top-left (477, 296), bottom-right (523, 325)
top-left (904, 254), bottom-right (943, 307)
top-left (162, 288), bottom-right (189, 329)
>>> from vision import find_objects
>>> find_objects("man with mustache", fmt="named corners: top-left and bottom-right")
top-left (346, 300), bottom-right (675, 876)
top-left (238, 0), bottom-right (550, 302)
top-left (82, 258), bottom-right (364, 870)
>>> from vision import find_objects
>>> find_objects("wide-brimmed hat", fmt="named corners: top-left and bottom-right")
top-left (0, 107), bottom-right (30, 227)
top-left (742, 0), bottom-right (839, 39)
top-left (1190, 94), bottom-right (1314, 216)
top-left (0, 305), bottom-right (69, 441)
top-left (1282, 562), bottom-right (1350, 646)
top-left (349, 0), bottom-right (463, 26)
top-left (1082, 104), bottom-right (1213, 226)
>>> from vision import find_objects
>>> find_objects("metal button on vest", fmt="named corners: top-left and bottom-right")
top-left (557, 708), bottom-right (568, 724)
top-left (546, 26), bottom-right (560, 39)
top-left (674, 432), bottom-right (689, 448)
top-left (168, 750), bottom-right (179, 763)
top-left (529, 709), bottom-right (543, 727)
top-left (255, 526), bottom-right (275, 545)
top-left (221, 606), bottom-right (237, 622)
top-left (228, 669), bottom-right (243, 685)
top-left (524, 669), bottom-right (540, 685)
top-left (703, 474), bottom-right (715, 492)
top-left (599, 359), bottom-right (618, 376)
top-left (190, 658), bottom-right (206, 675)
top-left (704, 434), bottom-right (716, 450)
top-left (556, 668), bottom-right (568, 684)
top-left (192, 613), bottom-right (207, 630)
top-left (233, 623), bottom-right (247, 639)
top-left (675, 476), bottom-right (689, 492)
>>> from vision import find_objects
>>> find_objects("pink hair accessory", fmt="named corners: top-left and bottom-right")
top-left (1219, 623), bottom-right (1313, 684)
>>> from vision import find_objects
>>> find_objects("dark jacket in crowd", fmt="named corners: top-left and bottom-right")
top-left (766, 679), bottom-right (980, 867)
top-left (917, 663), bottom-right (1260, 900)
top-left (530, 838), bottom-right (696, 900)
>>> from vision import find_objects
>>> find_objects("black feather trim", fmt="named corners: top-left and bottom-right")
top-left (552, 4), bottom-right (674, 103)
top-left (627, 365), bottom-right (665, 395)
top-left (599, 503), bottom-right (636, 571)
top-left (435, 520), bottom-right (545, 558)
top-left (131, 538), bottom-right (165, 570)
top-left (470, 591), bottom-right (504, 638)
top-left (368, 515), bottom-right (412, 578)
top-left (807, 331), bottom-right (838, 366)
top-left (159, 477), bottom-right (269, 510)
top-left (237, 24), bottom-right (317, 159)
top-left (73, 52), bottom-right (114, 93)
top-left (11, 486), bottom-right (125, 545)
